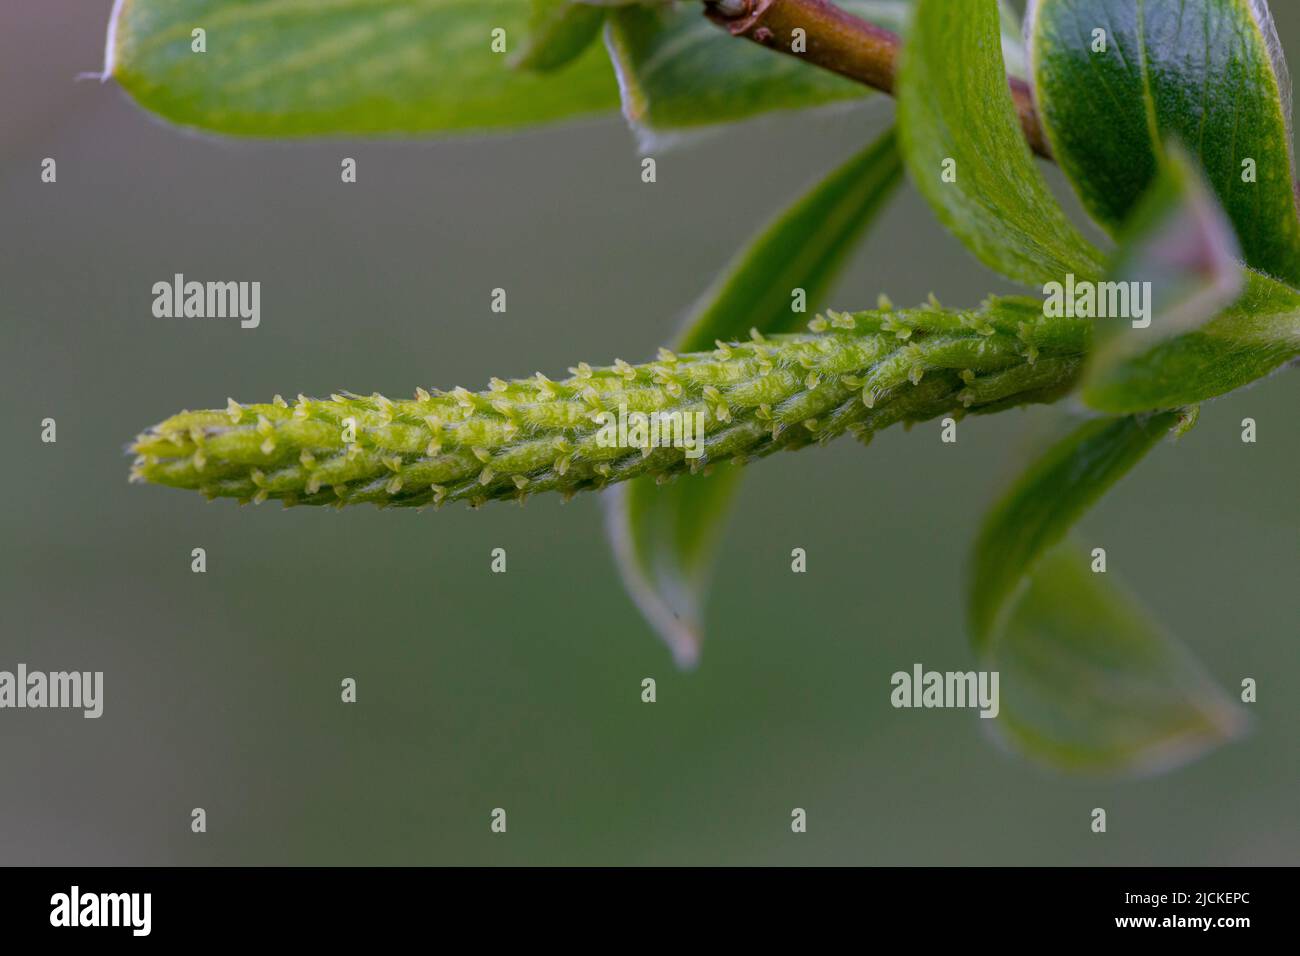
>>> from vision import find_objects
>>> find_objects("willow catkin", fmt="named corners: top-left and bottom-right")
top-left (129, 298), bottom-right (1087, 509)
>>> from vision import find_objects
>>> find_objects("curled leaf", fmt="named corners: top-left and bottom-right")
top-left (1082, 270), bottom-right (1300, 413)
top-left (1079, 135), bottom-right (1300, 415)
top-left (969, 411), bottom-right (1245, 773)
top-left (898, 0), bottom-right (1104, 285)
top-left (1083, 142), bottom-right (1246, 406)
top-left (990, 544), bottom-right (1247, 775)
top-left (1028, 0), bottom-right (1300, 287)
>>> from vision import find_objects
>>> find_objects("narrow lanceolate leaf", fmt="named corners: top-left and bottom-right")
top-left (1082, 143), bottom-right (1244, 404)
top-left (606, 459), bottom-right (743, 668)
top-left (607, 130), bottom-right (904, 667)
top-left (109, 0), bottom-right (619, 136)
top-left (970, 411), bottom-right (1181, 645)
top-left (513, 0), bottom-right (607, 73)
top-left (676, 130), bottom-right (904, 348)
top-left (1029, 0), bottom-right (1300, 288)
top-left (969, 412), bottom-right (1244, 773)
top-left (132, 297), bottom-right (1086, 510)
top-left (604, 1), bottom-right (1027, 137)
top-left (898, 0), bottom-right (1104, 286)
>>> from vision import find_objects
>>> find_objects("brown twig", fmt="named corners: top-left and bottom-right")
top-left (704, 0), bottom-right (1053, 159)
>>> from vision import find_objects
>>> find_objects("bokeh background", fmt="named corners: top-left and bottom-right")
top-left (1, 1), bottom-right (1296, 865)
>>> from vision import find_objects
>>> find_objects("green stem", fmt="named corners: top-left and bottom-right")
top-left (131, 298), bottom-right (1087, 509)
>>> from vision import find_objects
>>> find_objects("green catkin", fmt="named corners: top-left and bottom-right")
top-left (130, 298), bottom-right (1088, 509)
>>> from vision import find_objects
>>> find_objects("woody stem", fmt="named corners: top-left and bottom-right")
top-left (703, 0), bottom-right (1053, 159)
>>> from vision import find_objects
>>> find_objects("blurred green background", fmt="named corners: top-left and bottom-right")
top-left (1, 1), bottom-right (1296, 865)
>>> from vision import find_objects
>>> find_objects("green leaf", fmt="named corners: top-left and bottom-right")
top-left (1028, 0), bottom-right (1300, 288)
top-left (677, 128), bottom-right (904, 348)
top-left (1082, 141), bottom-right (1244, 404)
top-left (990, 544), bottom-right (1246, 774)
top-left (970, 411), bottom-right (1179, 645)
top-left (898, 0), bottom-right (1104, 286)
top-left (605, 2), bottom-right (1028, 135)
top-left (606, 129), bottom-right (904, 666)
top-left (109, 0), bottom-right (620, 136)
top-left (969, 411), bottom-right (1244, 773)
top-left (605, 464), bottom-right (743, 668)
top-left (513, 0), bottom-right (607, 73)
top-left (1078, 138), bottom-right (1300, 414)
top-left (1083, 269), bottom-right (1300, 413)
top-left (1105, 145), bottom-right (1244, 341)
